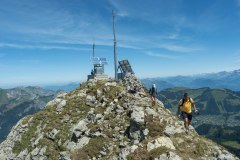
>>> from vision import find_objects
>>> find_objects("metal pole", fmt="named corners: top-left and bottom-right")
top-left (112, 10), bottom-right (118, 80)
top-left (93, 39), bottom-right (95, 57)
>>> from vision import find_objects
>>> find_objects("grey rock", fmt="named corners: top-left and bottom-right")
top-left (59, 151), bottom-right (71, 160)
top-left (39, 146), bottom-right (47, 156)
top-left (164, 125), bottom-right (184, 137)
top-left (87, 110), bottom-right (95, 122)
top-left (157, 151), bottom-right (182, 160)
top-left (105, 82), bottom-right (117, 87)
top-left (46, 128), bottom-right (59, 140)
top-left (95, 113), bottom-right (103, 122)
top-left (75, 137), bottom-right (90, 149)
top-left (218, 154), bottom-right (236, 160)
top-left (86, 95), bottom-right (96, 107)
top-left (56, 100), bottom-right (67, 112)
top-left (145, 107), bottom-right (158, 116)
top-left (131, 106), bottom-right (144, 124)
top-left (100, 151), bottom-right (107, 156)
top-left (72, 119), bottom-right (88, 140)
top-left (126, 120), bottom-right (145, 142)
top-left (147, 136), bottom-right (176, 152)
top-left (17, 149), bottom-right (28, 159)
top-left (143, 129), bottom-right (149, 136)
top-left (46, 98), bottom-right (62, 106)
top-left (31, 147), bottom-right (40, 156)
top-left (57, 92), bottom-right (67, 99)
top-left (96, 89), bottom-right (102, 98)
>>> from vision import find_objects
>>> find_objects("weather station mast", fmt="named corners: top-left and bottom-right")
top-left (112, 10), bottom-right (118, 80)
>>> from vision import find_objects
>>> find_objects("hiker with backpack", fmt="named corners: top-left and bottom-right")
top-left (149, 84), bottom-right (157, 106)
top-left (178, 93), bottom-right (198, 133)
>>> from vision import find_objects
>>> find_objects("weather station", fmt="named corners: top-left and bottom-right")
top-left (87, 42), bottom-right (109, 80)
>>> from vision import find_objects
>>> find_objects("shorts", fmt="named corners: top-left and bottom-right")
top-left (182, 112), bottom-right (192, 121)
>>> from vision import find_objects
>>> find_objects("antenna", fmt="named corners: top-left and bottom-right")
top-left (112, 10), bottom-right (118, 80)
top-left (93, 38), bottom-right (95, 57)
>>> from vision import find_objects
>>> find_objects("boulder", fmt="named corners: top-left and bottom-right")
top-left (164, 125), bottom-right (184, 137)
top-left (56, 100), bottom-right (67, 112)
top-left (72, 119), bottom-right (88, 141)
top-left (147, 136), bottom-right (176, 152)
top-left (75, 137), bottom-right (90, 149)
top-left (105, 82), bottom-right (117, 87)
top-left (46, 128), bottom-right (59, 140)
top-left (131, 106), bottom-right (144, 124)
top-left (86, 95), bottom-right (96, 107)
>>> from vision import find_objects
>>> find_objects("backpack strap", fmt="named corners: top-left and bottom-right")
top-left (181, 97), bottom-right (192, 106)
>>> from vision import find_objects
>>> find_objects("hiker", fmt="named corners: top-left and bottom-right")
top-left (149, 84), bottom-right (157, 106)
top-left (178, 93), bottom-right (197, 133)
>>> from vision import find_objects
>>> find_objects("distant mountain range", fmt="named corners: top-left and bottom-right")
top-left (158, 87), bottom-right (240, 156)
top-left (0, 87), bottom-right (59, 142)
top-left (42, 82), bottom-right (80, 92)
top-left (141, 69), bottom-right (240, 91)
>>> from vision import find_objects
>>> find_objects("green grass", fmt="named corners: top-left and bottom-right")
top-left (221, 141), bottom-right (240, 150)
top-left (71, 137), bottom-right (110, 159)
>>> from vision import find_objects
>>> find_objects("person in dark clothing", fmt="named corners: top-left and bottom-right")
top-left (149, 84), bottom-right (157, 106)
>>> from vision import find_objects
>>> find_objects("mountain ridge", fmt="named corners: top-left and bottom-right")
top-left (0, 87), bottom-right (60, 142)
top-left (141, 69), bottom-right (240, 91)
top-left (0, 75), bottom-right (238, 160)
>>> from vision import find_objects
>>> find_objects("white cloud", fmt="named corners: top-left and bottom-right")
top-left (145, 51), bottom-right (178, 59)
top-left (0, 43), bottom-right (91, 51)
top-left (159, 44), bottom-right (202, 53)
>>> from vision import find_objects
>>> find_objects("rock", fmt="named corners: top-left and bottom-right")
top-left (157, 151), bottom-right (182, 160)
top-left (31, 147), bottom-right (40, 156)
top-left (96, 89), bottom-right (102, 98)
top-left (126, 120), bottom-right (145, 142)
top-left (131, 106), bottom-right (144, 124)
top-left (145, 107), bottom-right (158, 116)
top-left (46, 98), bottom-right (62, 106)
top-left (105, 82), bottom-right (117, 87)
top-left (164, 125), bottom-right (184, 137)
top-left (39, 146), bottom-right (47, 156)
top-left (100, 151), bottom-right (107, 156)
top-left (147, 136), bottom-right (176, 152)
top-left (17, 149), bottom-right (28, 159)
top-left (57, 92), bottom-right (67, 99)
top-left (122, 103), bottom-right (128, 109)
top-left (72, 119), bottom-right (88, 141)
top-left (114, 99), bottom-right (118, 103)
top-left (95, 114), bottom-right (103, 122)
top-left (218, 153), bottom-right (236, 160)
top-left (87, 110), bottom-right (95, 122)
top-left (56, 100), bottom-right (67, 112)
top-left (46, 128), bottom-right (59, 140)
top-left (59, 151), bottom-right (71, 160)
top-left (75, 137), bottom-right (90, 149)
top-left (143, 128), bottom-right (149, 136)
top-left (86, 95), bottom-right (96, 107)
top-left (33, 133), bottom-right (43, 146)
top-left (131, 145), bottom-right (138, 152)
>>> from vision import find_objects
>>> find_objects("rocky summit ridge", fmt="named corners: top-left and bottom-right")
top-left (0, 75), bottom-right (239, 160)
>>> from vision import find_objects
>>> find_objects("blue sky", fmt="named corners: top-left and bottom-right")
top-left (1, 0), bottom-right (240, 87)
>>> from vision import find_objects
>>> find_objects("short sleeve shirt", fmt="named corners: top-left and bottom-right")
top-left (178, 98), bottom-right (194, 113)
